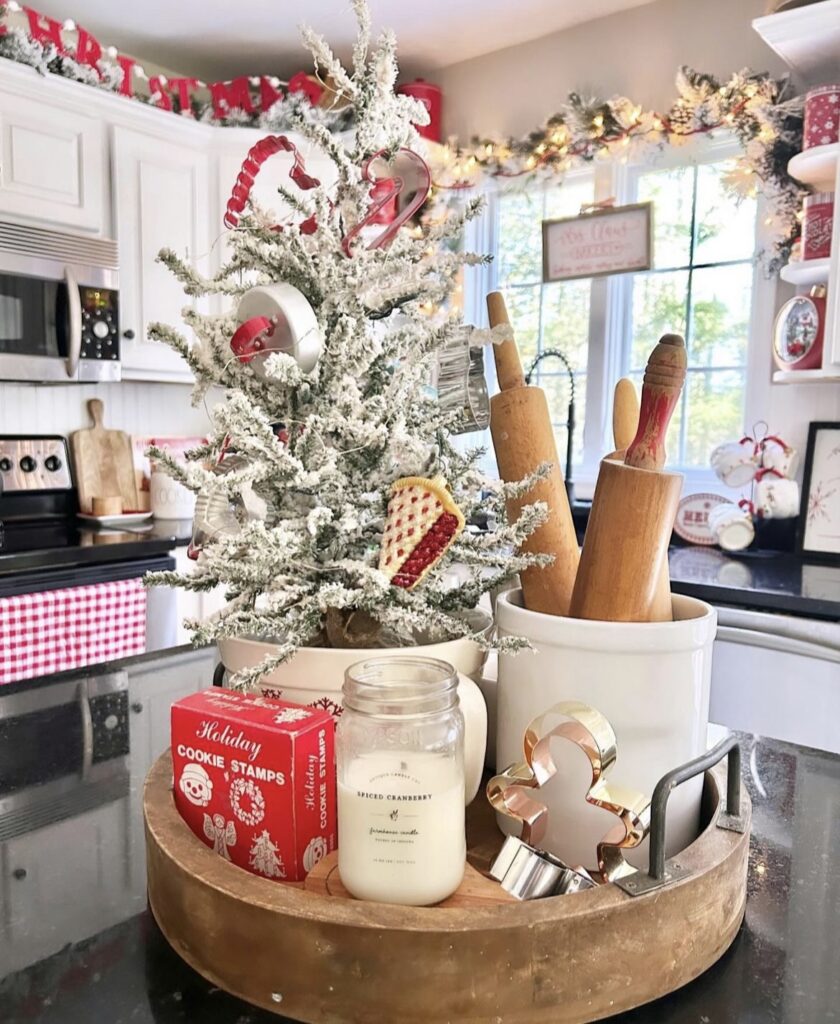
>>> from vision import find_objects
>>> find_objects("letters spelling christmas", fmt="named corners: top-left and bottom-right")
top-left (171, 689), bottom-right (336, 882)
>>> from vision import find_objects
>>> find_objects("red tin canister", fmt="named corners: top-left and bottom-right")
top-left (802, 192), bottom-right (834, 261)
top-left (397, 79), bottom-right (442, 142)
top-left (803, 84), bottom-right (840, 150)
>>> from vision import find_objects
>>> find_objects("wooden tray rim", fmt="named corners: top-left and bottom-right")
top-left (144, 750), bottom-right (750, 933)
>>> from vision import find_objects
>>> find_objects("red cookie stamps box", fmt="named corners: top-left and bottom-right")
top-left (171, 689), bottom-right (336, 882)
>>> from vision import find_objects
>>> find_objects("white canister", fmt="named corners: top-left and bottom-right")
top-left (150, 470), bottom-right (197, 520)
top-left (495, 590), bottom-right (716, 869)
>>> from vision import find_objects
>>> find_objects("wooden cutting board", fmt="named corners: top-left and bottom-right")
top-left (71, 398), bottom-right (139, 514)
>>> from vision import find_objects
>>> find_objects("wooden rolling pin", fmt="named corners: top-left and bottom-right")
top-left (612, 377), bottom-right (640, 455)
top-left (611, 375), bottom-right (673, 619)
top-left (488, 291), bottom-right (579, 616)
top-left (570, 335), bottom-right (686, 622)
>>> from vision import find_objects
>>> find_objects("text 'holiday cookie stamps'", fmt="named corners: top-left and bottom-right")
top-left (171, 688), bottom-right (336, 882)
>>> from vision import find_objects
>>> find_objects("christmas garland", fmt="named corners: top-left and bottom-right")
top-left (0, 1), bottom-right (353, 134)
top-left (437, 68), bottom-right (806, 272)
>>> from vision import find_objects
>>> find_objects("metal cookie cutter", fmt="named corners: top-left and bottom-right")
top-left (490, 836), bottom-right (597, 900)
top-left (486, 700), bottom-right (652, 883)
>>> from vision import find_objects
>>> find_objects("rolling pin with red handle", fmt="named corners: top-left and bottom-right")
top-left (488, 292), bottom-right (579, 617)
top-left (570, 334), bottom-right (686, 623)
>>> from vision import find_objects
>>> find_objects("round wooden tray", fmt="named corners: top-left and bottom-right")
top-left (145, 752), bottom-right (750, 1024)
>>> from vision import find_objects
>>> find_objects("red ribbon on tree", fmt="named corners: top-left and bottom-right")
top-left (224, 135), bottom-right (321, 230)
top-left (230, 316), bottom-right (277, 363)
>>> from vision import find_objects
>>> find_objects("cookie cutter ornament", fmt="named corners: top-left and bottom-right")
top-left (231, 283), bottom-right (323, 376)
top-left (487, 700), bottom-right (651, 886)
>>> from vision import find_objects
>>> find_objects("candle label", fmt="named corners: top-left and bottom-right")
top-left (338, 753), bottom-right (466, 903)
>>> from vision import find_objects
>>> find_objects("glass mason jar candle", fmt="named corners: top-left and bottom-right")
top-left (337, 657), bottom-right (466, 906)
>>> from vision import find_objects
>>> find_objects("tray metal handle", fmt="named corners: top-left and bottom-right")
top-left (615, 734), bottom-right (746, 897)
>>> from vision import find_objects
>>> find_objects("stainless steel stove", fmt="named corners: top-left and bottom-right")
top-left (0, 435), bottom-right (175, 589)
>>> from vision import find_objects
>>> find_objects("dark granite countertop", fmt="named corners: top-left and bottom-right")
top-left (1, 652), bottom-right (839, 1023)
top-left (669, 546), bottom-right (840, 620)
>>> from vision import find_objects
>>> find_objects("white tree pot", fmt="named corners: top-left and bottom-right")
top-left (218, 630), bottom-right (489, 805)
top-left (495, 589), bottom-right (717, 868)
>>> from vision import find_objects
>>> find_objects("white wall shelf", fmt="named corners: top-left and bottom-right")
top-left (788, 142), bottom-right (839, 191)
top-left (753, 0), bottom-right (840, 84)
top-left (779, 257), bottom-right (831, 286)
top-left (772, 367), bottom-right (840, 384)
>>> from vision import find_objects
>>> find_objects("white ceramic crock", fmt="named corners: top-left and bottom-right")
top-left (218, 628), bottom-right (489, 805)
top-left (150, 471), bottom-right (196, 520)
top-left (495, 590), bottom-right (717, 869)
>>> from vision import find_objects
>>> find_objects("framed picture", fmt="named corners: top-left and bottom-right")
top-left (797, 421), bottom-right (840, 563)
top-left (542, 202), bottom-right (653, 283)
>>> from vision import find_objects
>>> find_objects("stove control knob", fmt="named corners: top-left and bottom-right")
top-left (19, 455), bottom-right (36, 473)
top-left (45, 455), bottom-right (62, 472)
top-left (93, 320), bottom-right (109, 340)
top-left (0, 456), bottom-right (12, 472)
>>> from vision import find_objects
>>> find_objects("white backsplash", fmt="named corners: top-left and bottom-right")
top-left (0, 381), bottom-right (217, 439)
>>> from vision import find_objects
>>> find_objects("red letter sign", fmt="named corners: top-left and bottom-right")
top-left (209, 77), bottom-right (254, 119)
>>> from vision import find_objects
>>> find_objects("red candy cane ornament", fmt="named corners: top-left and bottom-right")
top-left (341, 148), bottom-right (432, 257)
top-left (224, 135), bottom-right (320, 231)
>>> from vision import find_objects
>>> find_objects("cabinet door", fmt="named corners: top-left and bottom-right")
top-left (0, 798), bottom-right (130, 974)
top-left (126, 647), bottom-right (219, 893)
top-left (112, 127), bottom-right (210, 382)
top-left (0, 90), bottom-right (105, 232)
top-left (128, 647), bottom-right (218, 774)
top-left (172, 547), bottom-right (226, 646)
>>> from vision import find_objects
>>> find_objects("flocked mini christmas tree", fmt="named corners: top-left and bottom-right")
top-left (147, 0), bottom-right (548, 687)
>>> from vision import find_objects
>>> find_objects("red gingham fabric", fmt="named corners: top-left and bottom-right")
top-left (0, 578), bottom-right (147, 685)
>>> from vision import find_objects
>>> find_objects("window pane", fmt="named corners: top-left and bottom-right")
top-left (637, 166), bottom-right (694, 269)
top-left (694, 161), bottom-right (757, 265)
top-left (504, 285), bottom-right (541, 364)
top-left (497, 191), bottom-right (544, 284)
top-left (683, 369), bottom-right (744, 467)
top-left (542, 372), bottom-right (586, 468)
top-left (495, 179), bottom-right (594, 468)
top-left (689, 264), bottom-right (752, 367)
top-left (545, 177), bottom-right (596, 220)
top-left (629, 270), bottom-right (689, 370)
top-left (540, 278), bottom-right (591, 369)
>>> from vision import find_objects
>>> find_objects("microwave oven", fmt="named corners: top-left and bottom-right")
top-left (0, 221), bottom-right (121, 383)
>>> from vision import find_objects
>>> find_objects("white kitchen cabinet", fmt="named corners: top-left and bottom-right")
top-left (710, 607), bottom-right (840, 754)
top-left (0, 797), bottom-right (130, 974)
top-left (171, 546), bottom-right (227, 645)
top-left (125, 647), bottom-right (218, 894)
top-left (0, 82), bottom-right (106, 232)
top-left (127, 647), bottom-right (217, 779)
top-left (112, 126), bottom-right (211, 382)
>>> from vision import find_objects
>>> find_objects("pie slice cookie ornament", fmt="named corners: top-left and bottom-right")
top-left (379, 476), bottom-right (465, 589)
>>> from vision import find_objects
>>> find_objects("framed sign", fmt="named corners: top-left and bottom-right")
top-left (542, 202), bottom-right (653, 283)
top-left (797, 421), bottom-right (840, 564)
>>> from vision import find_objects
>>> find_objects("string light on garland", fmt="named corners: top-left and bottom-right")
top-left (439, 66), bottom-right (805, 272)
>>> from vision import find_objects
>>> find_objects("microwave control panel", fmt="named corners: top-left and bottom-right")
top-left (79, 287), bottom-right (119, 364)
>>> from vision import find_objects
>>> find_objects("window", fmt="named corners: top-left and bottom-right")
top-left (622, 160), bottom-right (757, 468)
top-left (475, 143), bottom-right (760, 495)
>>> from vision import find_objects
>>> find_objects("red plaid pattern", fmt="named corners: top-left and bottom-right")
top-left (0, 578), bottom-right (147, 685)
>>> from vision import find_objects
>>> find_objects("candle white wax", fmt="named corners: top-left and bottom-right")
top-left (338, 750), bottom-right (466, 905)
